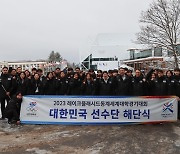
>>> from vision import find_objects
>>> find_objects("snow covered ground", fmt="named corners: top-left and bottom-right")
top-left (0, 119), bottom-right (180, 153)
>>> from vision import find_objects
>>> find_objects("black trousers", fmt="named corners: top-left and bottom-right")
top-left (5, 109), bottom-right (19, 122)
top-left (0, 97), bottom-right (10, 118)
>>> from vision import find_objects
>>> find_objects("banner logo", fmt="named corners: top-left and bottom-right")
top-left (161, 102), bottom-right (174, 118)
top-left (163, 102), bottom-right (173, 113)
top-left (26, 102), bottom-right (38, 112)
top-left (25, 102), bottom-right (38, 117)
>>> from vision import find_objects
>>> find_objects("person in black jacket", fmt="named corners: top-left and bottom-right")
top-left (54, 68), bottom-right (61, 78)
top-left (79, 70), bottom-right (86, 82)
top-left (112, 69), bottom-right (118, 78)
top-left (126, 70), bottom-right (133, 79)
top-left (67, 68), bottom-right (74, 81)
top-left (31, 68), bottom-right (37, 77)
top-left (4, 92), bottom-right (22, 124)
top-left (154, 70), bottom-right (168, 96)
top-left (16, 67), bottom-right (22, 77)
top-left (0, 67), bottom-right (14, 120)
top-left (27, 73), bottom-right (43, 95)
top-left (108, 70), bottom-right (113, 78)
top-left (16, 72), bottom-right (29, 96)
top-left (130, 70), bottom-right (147, 96)
top-left (10, 69), bottom-right (17, 78)
top-left (166, 70), bottom-right (176, 95)
top-left (145, 68), bottom-right (155, 82)
top-left (24, 70), bottom-right (31, 79)
top-left (147, 73), bottom-right (156, 96)
top-left (115, 68), bottom-right (131, 96)
top-left (81, 73), bottom-right (95, 95)
top-left (94, 70), bottom-right (103, 95)
top-left (88, 69), bottom-right (96, 79)
top-left (56, 71), bottom-right (69, 95)
top-left (37, 69), bottom-right (46, 83)
top-left (9, 69), bottom-right (18, 96)
top-left (43, 72), bottom-right (56, 95)
top-left (97, 71), bottom-right (115, 96)
top-left (68, 72), bottom-right (82, 95)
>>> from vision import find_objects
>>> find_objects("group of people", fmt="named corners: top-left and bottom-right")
top-left (0, 66), bottom-right (180, 123)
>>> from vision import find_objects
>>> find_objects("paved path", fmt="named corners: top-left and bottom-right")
top-left (0, 120), bottom-right (180, 154)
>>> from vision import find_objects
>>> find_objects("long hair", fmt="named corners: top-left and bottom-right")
top-left (83, 73), bottom-right (94, 83)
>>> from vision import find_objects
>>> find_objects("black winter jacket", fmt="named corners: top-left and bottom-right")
top-left (43, 78), bottom-right (56, 95)
top-left (98, 78), bottom-right (115, 96)
top-left (56, 77), bottom-right (69, 95)
top-left (81, 80), bottom-right (95, 95)
top-left (153, 76), bottom-right (168, 96)
top-left (114, 75), bottom-right (131, 96)
top-left (130, 76), bottom-right (147, 96)
top-left (4, 96), bottom-right (22, 121)
top-left (0, 74), bottom-right (14, 98)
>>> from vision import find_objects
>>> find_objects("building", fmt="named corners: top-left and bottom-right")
top-left (0, 60), bottom-right (47, 72)
top-left (123, 45), bottom-right (180, 71)
top-left (0, 60), bottom-right (68, 73)
top-left (81, 54), bottom-right (119, 71)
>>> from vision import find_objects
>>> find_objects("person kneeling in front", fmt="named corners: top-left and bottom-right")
top-left (4, 92), bottom-right (22, 124)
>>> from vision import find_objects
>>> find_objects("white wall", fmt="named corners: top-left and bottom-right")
top-left (92, 61), bottom-right (119, 71)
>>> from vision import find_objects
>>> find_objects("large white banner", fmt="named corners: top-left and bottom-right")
top-left (20, 96), bottom-right (178, 125)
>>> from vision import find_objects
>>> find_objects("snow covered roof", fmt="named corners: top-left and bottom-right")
top-left (123, 57), bottom-right (164, 63)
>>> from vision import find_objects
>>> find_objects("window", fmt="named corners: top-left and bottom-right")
top-left (92, 57), bottom-right (116, 61)
top-left (154, 47), bottom-right (162, 56)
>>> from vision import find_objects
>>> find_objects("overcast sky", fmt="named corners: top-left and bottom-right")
top-left (0, 0), bottom-right (153, 63)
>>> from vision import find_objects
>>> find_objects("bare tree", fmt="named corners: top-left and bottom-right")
top-left (136, 0), bottom-right (180, 68)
